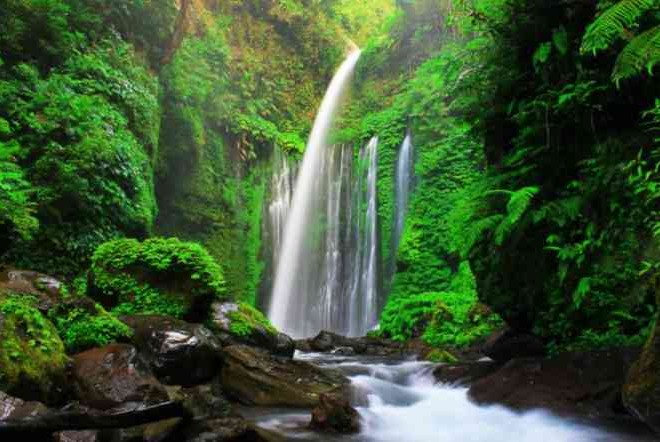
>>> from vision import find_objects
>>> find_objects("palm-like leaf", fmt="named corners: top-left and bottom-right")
top-left (581, 0), bottom-right (657, 54)
top-left (613, 24), bottom-right (660, 82)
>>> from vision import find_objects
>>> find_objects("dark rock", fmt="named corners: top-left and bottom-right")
top-left (179, 417), bottom-right (277, 442)
top-left (482, 328), bottom-right (545, 362)
top-left (72, 344), bottom-right (169, 410)
top-left (332, 347), bottom-right (356, 356)
top-left (433, 361), bottom-right (500, 386)
top-left (209, 302), bottom-right (294, 358)
top-left (623, 312), bottom-right (660, 434)
top-left (0, 391), bottom-right (48, 420)
top-left (165, 382), bottom-right (235, 420)
top-left (309, 393), bottom-right (360, 434)
top-left (220, 345), bottom-right (350, 407)
top-left (469, 348), bottom-right (641, 419)
top-left (53, 430), bottom-right (101, 442)
top-left (295, 339), bottom-right (313, 352)
top-left (121, 315), bottom-right (223, 386)
top-left (0, 268), bottom-right (63, 313)
top-left (306, 331), bottom-right (414, 357)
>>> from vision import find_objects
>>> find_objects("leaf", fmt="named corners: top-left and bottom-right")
top-left (553, 26), bottom-right (569, 55)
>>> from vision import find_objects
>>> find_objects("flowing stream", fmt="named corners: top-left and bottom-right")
top-left (244, 353), bottom-right (655, 442)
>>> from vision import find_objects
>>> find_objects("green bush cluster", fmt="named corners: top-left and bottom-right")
top-left (49, 300), bottom-right (133, 354)
top-left (89, 237), bottom-right (226, 319)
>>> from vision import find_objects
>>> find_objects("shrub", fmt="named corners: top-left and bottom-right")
top-left (89, 237), bottom-right (226, 320)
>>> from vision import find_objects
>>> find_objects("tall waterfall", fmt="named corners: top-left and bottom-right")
top-left (269, 50), bottom-right (363, 337)
top-left (393, 132), bottom-right (414, 254)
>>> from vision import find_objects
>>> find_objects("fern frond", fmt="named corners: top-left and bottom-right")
top-left (462, 214), bottom-right (503, 256)
top-left (613, 24), bottom-right (660, 82)
top-left (495, 186), bottom-right (539, 245)
top-left (581, 0), bottom-right (657, 54)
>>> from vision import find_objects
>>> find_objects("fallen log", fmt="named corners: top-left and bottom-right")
top-left (0, 401), bottom-right (189, 436)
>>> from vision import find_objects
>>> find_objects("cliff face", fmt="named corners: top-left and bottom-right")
top-left (154, 0), bottom-right (347, 303)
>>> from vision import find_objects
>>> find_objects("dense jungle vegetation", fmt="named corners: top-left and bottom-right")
top-left (0, 0), bottom-right (658, 365)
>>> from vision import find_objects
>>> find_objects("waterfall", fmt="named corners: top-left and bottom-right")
top-left (269, 50), bottom-right (362, 337)
top-left (354, 137), bottom-right (379, 335)
top-left (268, 148), bottom-right (297, 266)
top-left (393, 132), bottom-right (414, 255)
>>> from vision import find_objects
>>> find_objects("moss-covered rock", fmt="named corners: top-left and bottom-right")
top-left (0, 295), bottom-right (70, 404)
top-left (88, 237), bottom-right (226, 321)
top-left (49, 295), bottom-right (133, 354)
top-left (426, 349), bottom-right (459, 364)
top-left (209, 301), bottom-right (294, 357)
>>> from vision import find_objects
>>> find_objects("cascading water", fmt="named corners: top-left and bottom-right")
top-left (246, 352), bottom-right (652, 442)
top-left (392, 132), bottom-right (414, 255)
top-left (268, 147), bottom-right (297, 266)
top-left (269, 49), bottom-right (363, 338)
top-left (349, 137), bottom-right (380, 336)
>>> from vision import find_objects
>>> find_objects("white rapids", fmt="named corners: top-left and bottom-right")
top-left (246, 353), bottom-right (651, 442)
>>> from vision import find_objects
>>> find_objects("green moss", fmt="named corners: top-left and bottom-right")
top-left (426, 349), bottom-right (458, 364)
top-left (0, 295), bottom-right (69, 401)
top-left (89, 237), bottom-right (226, 320)
top-left (227, 302), bottom-right (277, 337)
top-left (49, 299), bottom-right (133, 354)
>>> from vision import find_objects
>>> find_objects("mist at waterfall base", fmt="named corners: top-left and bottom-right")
top-left (269, 49), bottom-right (383, 338)
top-left (245, 353), bottom-right (646, 442)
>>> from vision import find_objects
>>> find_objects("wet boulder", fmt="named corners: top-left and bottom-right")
top-left (179, 417), bottom-right (277, 442)
top-left (209, 302), bottom-right (294, 358)
top-left (0, 391), bottom-right (48, 420)
top-left (482, 328), bottom-right (545, 362)
top-left (433, 361), bottom-right (500, 386)
top-left (220, 345), bottom-right (350, 407)
top-left (0, 297), bottom-right (70, 404)
top-left (309, 393), bottom-right (361, 434)
top-left (623, 315), bottom-right (660, 434)
top-left (0, 268), bottom-right (63, 313)
top-left (72, 344), bottom-right (169, 410)
top-left (53, 431), bottom-right (102, 442)
top-left (121, 315), bottom-right (223, 386)
top-left (469, 348), bottom-right (640, 418)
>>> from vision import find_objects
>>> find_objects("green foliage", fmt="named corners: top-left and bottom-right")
top-left (581, 0), bottom-right (656, 53)
top-left (49, 299), bottom-right (132, 353)
top-left (0, 136), bottom-right (38, 240)
top-left (0, 294), bottom-right (68, 399)
top-left (227, 302), bottom-right (277, 337)
top-left (89, 237), bottom-right (226, 319)
top-left (581, 0), bottom-right (659, 82)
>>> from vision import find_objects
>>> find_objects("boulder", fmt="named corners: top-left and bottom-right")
top-left (210, 302), bottom-right (294, 358)
top-left (304, 331), bottom-right (412, 357)
top-left (0, 391), bottom-right (48, 420)
top-left (623, 314), bottom-right (660, 434)
top-left (220, 345), bottom-right (350, 407)
top-left (53, 431), bottom-right (102, 442)
top-left (482, 328), bottom-right (545, 362)
top-left (165, 382), bottom-right (235, 421)
top-left (0, 268), bottom-right (63, 313)
top-left (121, 315), bottom-right (223, 386)
top-left (72, 344), bottom-right (169, 410)
top-left (433, 361), bottom-right (500, 386)
top-left (179, 417), bottom-right (277, 442)
top-left (309, 393), bottom-right (360, 434)
top-left (469, 348), bottom-right (640, 419)
top-left (0, 297), bottom-right (70, 404)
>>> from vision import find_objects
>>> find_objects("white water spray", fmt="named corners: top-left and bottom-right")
top-left (269, 50), bottom-right (362, 337)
